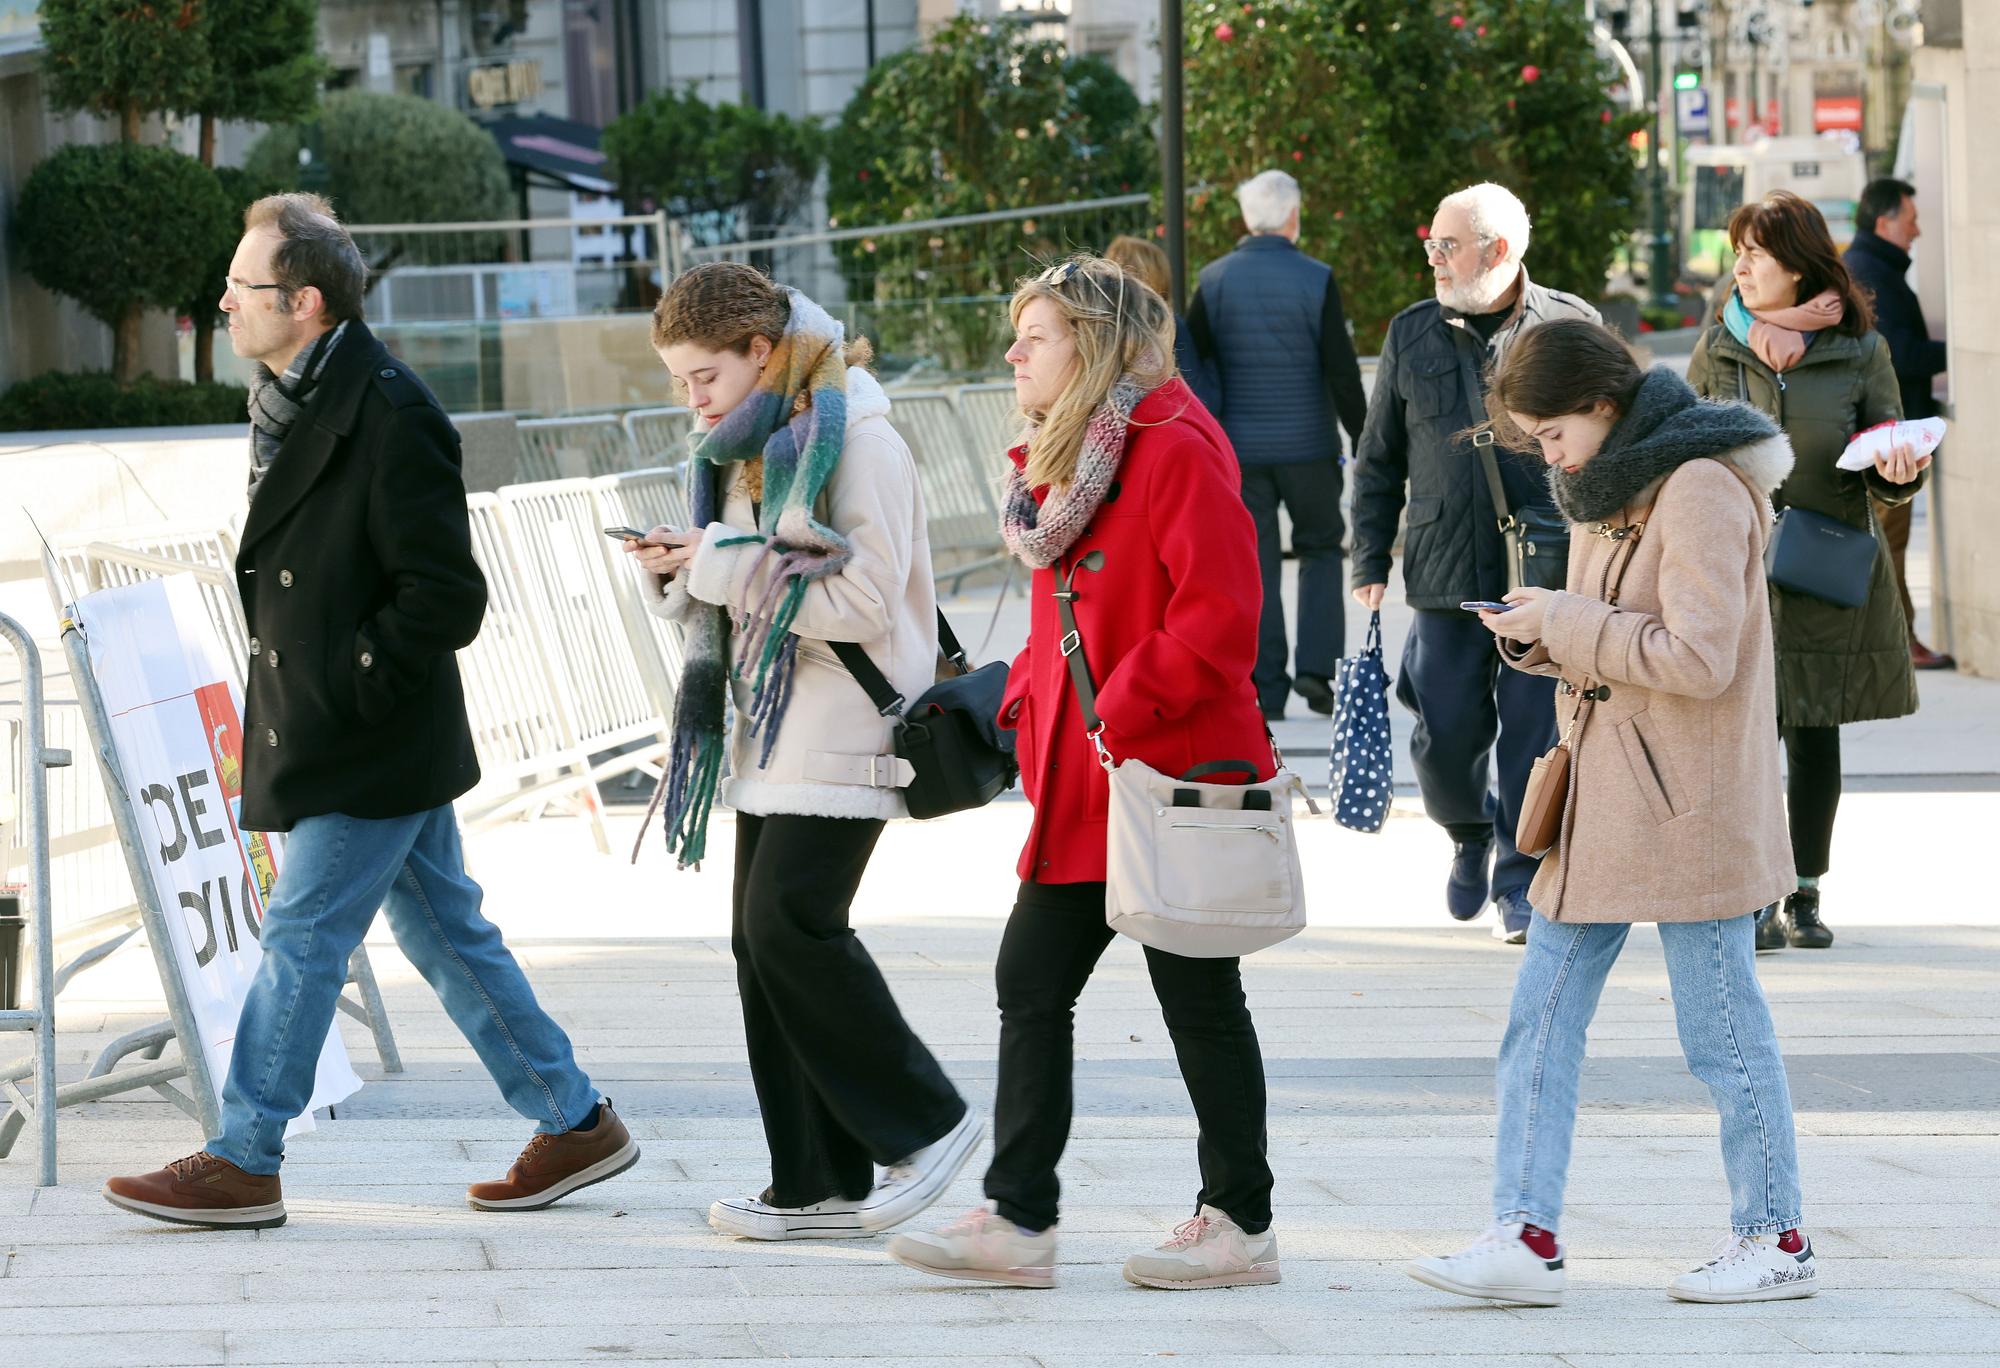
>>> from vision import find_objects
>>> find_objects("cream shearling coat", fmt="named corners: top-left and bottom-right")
top-left (1502, 435), bottom-right (1799, 923)
top-left (645, 367), bottom-right (940, 820)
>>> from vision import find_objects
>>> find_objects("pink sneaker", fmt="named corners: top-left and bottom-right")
top-left (887, 1204), bottom-right (1057, 1288)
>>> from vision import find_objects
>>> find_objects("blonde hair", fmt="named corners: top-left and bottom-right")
top-left (1010, 254), bottom-right (1176, 490)
top-left (1103, 234), bottom-right (1172, 300)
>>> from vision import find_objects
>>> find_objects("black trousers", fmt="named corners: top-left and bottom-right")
top-left (1240, 460), bottom-right (1346, 711)
top-left (982, 879), bottom-right (1273, 1234)
top-left (1396, 608), bottom-right (1559, 898)
top-left (731, 812), bottom-right (965, 1207)
top-left (1782, 724), bottom-right (1841, 880)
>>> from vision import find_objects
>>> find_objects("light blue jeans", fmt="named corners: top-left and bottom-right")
top-left (1494, 910), bottom-right (1803, 1237)
top-left (207, 804), bottom-right (597, 1174)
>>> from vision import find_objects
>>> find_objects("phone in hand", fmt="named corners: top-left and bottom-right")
top-left (603, 525), bottom-right (661, 545)
top-left (1459, 600), bottom-right (1512, 614)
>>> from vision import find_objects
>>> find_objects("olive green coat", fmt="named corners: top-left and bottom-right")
top-left (1686, 325), bottom-right (1921, 727)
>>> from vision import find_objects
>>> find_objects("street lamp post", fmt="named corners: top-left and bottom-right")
top-left (1647, 0), bottom-right (1677, 310)
top-left (1161, 0), bottom-right (1187, 313)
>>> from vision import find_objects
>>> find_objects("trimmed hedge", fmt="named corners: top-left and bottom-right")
top-left (0, 372), bottom-right (249, 432)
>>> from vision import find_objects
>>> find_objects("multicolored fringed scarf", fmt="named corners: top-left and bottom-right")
top-left (655, 289), bottom-right (854, 868)
top-left (1000, 378), bottom-right (1145, 569)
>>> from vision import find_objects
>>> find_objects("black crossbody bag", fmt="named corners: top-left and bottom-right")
top-left (1474, 430), bottom-right (1569, 591)
top-left (1735, 360), bottom-right (1878, 608)
top-left (829, 612), bottom-right (1017, 820)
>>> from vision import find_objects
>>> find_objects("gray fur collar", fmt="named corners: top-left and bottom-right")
top-left (1549, 366), bottom-right (1782, 523)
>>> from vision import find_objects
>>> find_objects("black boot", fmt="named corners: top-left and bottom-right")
top-left (1784, 887), bottom-right (1834, 949)
top-left (1753, 903), bottom-right (1787, 952)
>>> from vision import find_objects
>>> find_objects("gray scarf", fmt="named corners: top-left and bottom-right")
top-left (247, 321), bottom-right (349, 500)
top-left (1548, 366), bottom-right (1779, 524)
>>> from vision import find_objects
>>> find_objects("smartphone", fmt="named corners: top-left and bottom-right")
top-left (1459, 600), bottom-right (1512, 614)
top-left (603, 525), bottom-right (659, 544)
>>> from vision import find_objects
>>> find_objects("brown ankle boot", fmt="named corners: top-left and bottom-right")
top-left (103, 1151), bottom-right (286, 1229)
top-left (468, 1098), bottom-right (640, 1211)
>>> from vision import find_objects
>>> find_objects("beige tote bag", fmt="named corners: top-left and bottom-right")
top-left (1056, 552), bottom-right (1312, 959)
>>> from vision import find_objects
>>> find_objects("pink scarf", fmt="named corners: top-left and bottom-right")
top-left (1746, 289), bottom-right (1844, 372)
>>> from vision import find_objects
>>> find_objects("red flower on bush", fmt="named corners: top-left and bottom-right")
top-left (1215, 22), bottom-right (1234, 40)
top-left (1475, 24), bottom-right (1486, 36)
top-left (1449, 14), bottom-right (1465, 28)
top-left (1293, 149), bottom-right (1304, 161)
top-left (1416, 224), bottom-right (1430, 239)
top-left (1521, 64), bottom-right (1541, 82)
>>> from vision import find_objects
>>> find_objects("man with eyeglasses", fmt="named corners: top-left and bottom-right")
top-left (103, 193), bottom-right (635, 1230)
top-left (1185, 169), bottom-right (1369, 722)
top-left (1349, 183), bottom-right (1599, 945)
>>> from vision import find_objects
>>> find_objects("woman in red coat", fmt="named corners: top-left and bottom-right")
top-left (889, 256), bottom-right (1279, 1291)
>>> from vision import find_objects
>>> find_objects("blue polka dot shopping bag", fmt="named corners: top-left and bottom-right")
top-left (1329, 610), bottom-right (1392, 833)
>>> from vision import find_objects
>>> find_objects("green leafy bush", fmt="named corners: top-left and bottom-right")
top-left (827, 17), bottom-right (1156, 371)
top-left (604, 88), bottom-right (824, 244)
top-left (0, 372), bottom-right (249, 431)
top-left (13, 142), bottom-right (235, 381)
top-left (1183, 0), bottom-right (1645, 350)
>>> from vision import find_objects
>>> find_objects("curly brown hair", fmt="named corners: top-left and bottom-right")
top-left (651, 260), bottom-right (874, 374)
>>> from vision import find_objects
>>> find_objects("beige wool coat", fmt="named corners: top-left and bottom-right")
top-left (645, 367), bottom-right (941, 820)
top-left (1501, 436), bottom-right (1799, 923)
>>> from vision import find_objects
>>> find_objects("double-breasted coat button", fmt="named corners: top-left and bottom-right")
top-left (248, 637), bottom-right (261, 656)
top-left (265, 729), bottom-right (279, 747)
top-left (380, 368), bottom-right (398, 379)
top-left (278, 569), bottom-right (294, 588)
top-left (266, 649), bottom-right (280, 667)
top-left (358, 651), bottom-right (374, 670)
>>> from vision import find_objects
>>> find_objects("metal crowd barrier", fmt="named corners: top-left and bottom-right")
top-left (591, 468), bottom-right (690, 714)
top-left (622, 407), bottom-right (695, 469)
top-left (516, 416), bottom-right (641, 483)
top-left (954, 382), bottom-right (1022, 467)
top-left (889, 391), bottom-right (1011, 591)
top-left (0, 612), bottom-right (65, 1185)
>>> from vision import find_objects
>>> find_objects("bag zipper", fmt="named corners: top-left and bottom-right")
top-left (1168, 820), bottom-right (1282, 843)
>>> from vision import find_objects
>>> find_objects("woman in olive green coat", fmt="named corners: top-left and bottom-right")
top-left (1687, 190), bottom-right (1931, 951)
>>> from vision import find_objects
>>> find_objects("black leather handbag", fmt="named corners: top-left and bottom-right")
top-left (830, 611), bottom-right (1017, 820)
top-left (1475, 431), bottom-right (1569, 591)
top-left (1764, 507), bottom-right (1876, 608)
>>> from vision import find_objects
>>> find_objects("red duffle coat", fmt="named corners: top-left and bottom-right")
top-left (998, 376), bottom-right (1273, 884)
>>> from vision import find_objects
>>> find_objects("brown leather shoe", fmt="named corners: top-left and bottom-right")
top-left (103, 1151), bottom-right (286, 1229)
top-left (1911, 639), bottom-right (1957, 671)
top-left (467, 1098), bottom-right (640, 1211)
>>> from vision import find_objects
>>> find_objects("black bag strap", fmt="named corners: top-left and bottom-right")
top-left (827, 608), bottom-right (972, 721)
top-left (1054, 551), bottom-right (1107, 737)
top-left (1472, 430), bottom-right (1516, 533)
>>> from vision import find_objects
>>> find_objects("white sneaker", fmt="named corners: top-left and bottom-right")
top-left (1123, 1205), bottom-right (1280, 1289)
top-left (854, 1108), bottom-right (981, 1233)
top-left (887, 1203), bottom-right (1057, 1288)
top-left (1405, 1223), bottom-right (1566, 1306)
top-left (1668, 1231), bottom-right (1819, 1303)
top-left (708, 1192), bottom-right (867, 1240)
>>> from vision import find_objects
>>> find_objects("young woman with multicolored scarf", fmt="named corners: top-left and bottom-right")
top-left (626, 262), bottom-right (977, 1242)
top-left (887, 256), bottom-right (1281, 1292)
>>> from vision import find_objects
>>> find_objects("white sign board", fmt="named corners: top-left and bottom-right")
top-left (78, 574), bottom-right (360, 1136)
top-left (1678, 87), bottom-right (1711, 135)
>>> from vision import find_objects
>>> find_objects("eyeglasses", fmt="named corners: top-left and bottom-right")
top-left (1422, 235), bottom-right (1496, 261)
top-left (224, 277), bottom-right (287, 300)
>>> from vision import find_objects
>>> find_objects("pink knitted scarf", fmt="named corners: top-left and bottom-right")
top-left (1744, 289), bottom-right (1844, 372)
top-left (1000, 378), bottom-right (1144, 569)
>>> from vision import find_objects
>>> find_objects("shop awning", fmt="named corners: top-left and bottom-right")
top-left (484, 113), bottom-right (615, 195)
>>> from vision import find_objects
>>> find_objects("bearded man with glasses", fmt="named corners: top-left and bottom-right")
top-left (1348, 183), bottom-right (1600, 944)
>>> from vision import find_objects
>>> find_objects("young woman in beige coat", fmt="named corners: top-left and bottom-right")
top-left (1406, 319), bottom-right (1819, 1308)
top-left (627, 263), bottom-right (977, 1242)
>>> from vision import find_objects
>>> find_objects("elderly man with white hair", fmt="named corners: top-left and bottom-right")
top-left (1185, 169), bottom-right (1369, 721)
top-left (1349, 182), bottom-right (1600, 944)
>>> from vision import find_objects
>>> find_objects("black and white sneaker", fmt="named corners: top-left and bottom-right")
top-left (708, 1191), bottom-right (867, 1240)
top-left (855, 1108), bottom-right (981, 1233)
top-left (1405, 1222), bottom-right (1566, 1306)
top-left (1667, 1231), bottom-right (1819, 1303)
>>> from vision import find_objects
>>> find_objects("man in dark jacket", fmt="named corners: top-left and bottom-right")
top-left (105, 194), bottom-right (636, 1229)
top-left (1845, 177), bottom-right (1953, 669)
top-left (1188, 169), bottom-right (1369, 720)
top-left (1349, 183), bottom-right (1599, 943)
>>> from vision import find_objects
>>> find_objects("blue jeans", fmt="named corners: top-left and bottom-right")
top-left (208, 805), bottom-right (597, 1174)
top-left (1494, 911), bottom-right (1803, 1237)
